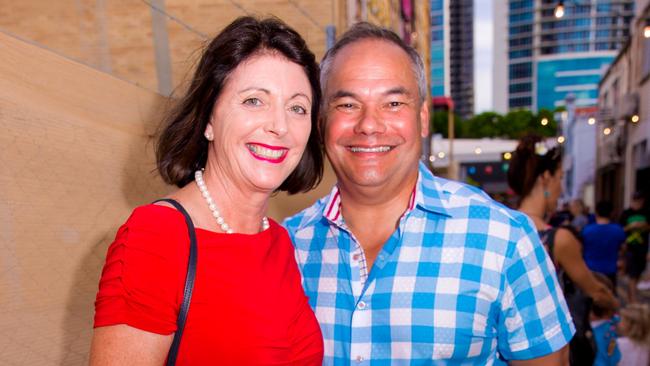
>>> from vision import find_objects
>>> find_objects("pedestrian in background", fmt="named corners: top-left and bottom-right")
top-left (617, 303), bottom-right (650, 366)
top-left (582, 201), bottom-right (626, 289)
top-left (508, 134), bottom-right (618, 365)
top-left (570, 198), bottom-right (590, 233)
top-left (589, 273), bottom-right (621, 366)
top-left (620, 191), bottom-right (650, 303)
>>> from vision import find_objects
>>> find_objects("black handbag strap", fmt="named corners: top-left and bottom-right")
top-left (153, 198), bottom-right (198, 366)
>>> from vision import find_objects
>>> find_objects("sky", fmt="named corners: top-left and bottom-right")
top-left (474, 0), bottom-right (494, 114)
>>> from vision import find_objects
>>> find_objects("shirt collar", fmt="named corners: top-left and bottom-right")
top-left (323, 161), bottom-right (452, 225)
top-left (414, 161), bottom-right (452, 218)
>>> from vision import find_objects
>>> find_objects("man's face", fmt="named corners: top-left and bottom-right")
top-left (322, 39), bottom-right (429, 191)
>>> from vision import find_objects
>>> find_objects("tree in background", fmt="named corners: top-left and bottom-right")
top-left (430, 110), bottom-right (464, 138)
top-left (429, 108), bottom-right (558, 139)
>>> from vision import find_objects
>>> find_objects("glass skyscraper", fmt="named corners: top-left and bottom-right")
top-left (505, 0), bottom-right (634, 111)
top-left (431, 0), bottom-right (446, 97)
top-left (430, 0), bottom-right (474, 119)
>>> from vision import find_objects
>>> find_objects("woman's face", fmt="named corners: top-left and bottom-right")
top-left (205, 53), bottom-right (312, 193)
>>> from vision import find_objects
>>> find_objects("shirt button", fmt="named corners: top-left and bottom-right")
top-left (352, 253), bottom-right (360, 261)
top-left (355, 355), bottom-right (364, 363)
top-left (357, 301), bottom-right (367, 310)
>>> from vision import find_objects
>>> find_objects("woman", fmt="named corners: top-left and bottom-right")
top-left (507, 134), bottom-right (617, 364)
top-left (90, 17), bottom-right (324, 365)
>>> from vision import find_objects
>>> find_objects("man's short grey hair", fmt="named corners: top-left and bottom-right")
top-left (320, 22), bottom-right (428, 107)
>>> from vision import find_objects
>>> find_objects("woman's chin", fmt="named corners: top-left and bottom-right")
top-left (248, 175), bottom-right (291, 193)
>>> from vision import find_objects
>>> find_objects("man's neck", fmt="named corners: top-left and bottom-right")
top-left (336, 169), bottom-right (419, 270)
top-left (595, 216), bottom-right (610, 224)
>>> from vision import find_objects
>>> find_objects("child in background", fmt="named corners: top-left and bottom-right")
top-left (590, 273), bottom-right (621, 366)
top-left (617, 303), bottom-right (650, 366)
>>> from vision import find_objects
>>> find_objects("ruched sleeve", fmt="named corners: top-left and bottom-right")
top-left (93, 205), bottom-right (189, 335)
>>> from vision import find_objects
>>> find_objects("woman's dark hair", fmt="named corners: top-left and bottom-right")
top-left (156, 16), bottom-right (322, 194)
top-left (507, 134), bottom-right (562, 200)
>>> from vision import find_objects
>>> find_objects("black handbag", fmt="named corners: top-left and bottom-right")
top-left (153, 199), bottom-right (198, 366)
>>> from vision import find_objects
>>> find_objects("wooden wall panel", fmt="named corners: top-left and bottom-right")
top-left (0, 0), bottom-right (336, 96)
top-left (0, 31), bottom-right (169, 365)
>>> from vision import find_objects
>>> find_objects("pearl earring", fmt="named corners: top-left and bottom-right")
top-left (205, 132), bottom-right (212, 141)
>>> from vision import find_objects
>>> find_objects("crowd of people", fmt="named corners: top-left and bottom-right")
top-left (507, 134), bottom-right (650, 365)
top-left (87, 16), bottom-right (649, 366)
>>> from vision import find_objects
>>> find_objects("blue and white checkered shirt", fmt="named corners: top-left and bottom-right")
top-left (284, 162), bottom-right (575, 365)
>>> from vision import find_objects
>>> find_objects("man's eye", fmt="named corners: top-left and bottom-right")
top-left (243, 98), bottom-right (262, 106)
top-left (290, 105), bottom-right (307, 115)
top-left (388, 101), bottom-right (404, 108)
top-left (337, 103), bottom-right (356, 110)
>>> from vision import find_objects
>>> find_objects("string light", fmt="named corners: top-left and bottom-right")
top-left (631, 115), bottom-right (640, 123)
top-left (588, 117), bottom-right (596, 125)
top-left (554, 1), bottom-right (565, 18)
top-left (603, 127), bottom-right (612, 136)
top-left (557, 136), bottom-right (565, 144)
top-left (541, 118), bottom-right (549, 126)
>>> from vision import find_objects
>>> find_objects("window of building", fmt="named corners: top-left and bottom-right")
top-left (509, 12), bottom-right (533, 24)
top-left (509, 82), bottom-right (532, 93)
top-left (510, 49), bottom-right (532, 58)
top-left (597, 3), bottom-right (611, 13)
top-left (510, 24), bottom-right (533, 34)
top-left (509, 62), bottom-right (532, 79)
top-left (596, 29), bottom-right (611, 38)
top-left (510, 0), bottom-right (533, 11)
top-left (510, 37), bottom-right (532, 47)
top-left (430, 0), bottom-right (444, 9)
top-left (509, 96), bottom-right (532, 108)
top-left (431, 15), bottom-right (443, 26)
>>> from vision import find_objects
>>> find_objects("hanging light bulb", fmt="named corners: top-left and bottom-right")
top-left (644, 19), bottom-right (650, 38)
top-left (554, 1), bottom-right (565, 18)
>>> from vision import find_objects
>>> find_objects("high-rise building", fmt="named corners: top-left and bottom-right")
top-left (494, 0), bottom-right (635, 112)
top-left (449, 0), bottom-right (474, 119)
top-left (430, 0), bottom-right (474, 119)
top-left (430, 0), bottom-right (448, 97)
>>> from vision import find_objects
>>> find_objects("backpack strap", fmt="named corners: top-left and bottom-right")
top-left (153, 198), bottom-right (198, 366)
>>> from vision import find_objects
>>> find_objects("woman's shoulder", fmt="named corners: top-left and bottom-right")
top-left (117, 203), bottom-right (189, 246)
top-left (553, 226), bottom-right (582, 253)
top-left (128, 203), bottom-right (185, 226)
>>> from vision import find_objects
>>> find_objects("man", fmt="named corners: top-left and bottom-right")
top-left (620, 191), bottom-right (650, 303)
top-left (284, 23), bottom-right (574, 365)
top-left (582, 201), bottom-right (626, 289)
top-left (569, 199), bottom-right (590, 232)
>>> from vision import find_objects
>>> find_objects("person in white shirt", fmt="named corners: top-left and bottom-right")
top-left (617, 303), bottom-right (650, 366)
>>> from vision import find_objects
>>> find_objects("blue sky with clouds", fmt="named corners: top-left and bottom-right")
top-left (474, 0), bottom-right (493, 113)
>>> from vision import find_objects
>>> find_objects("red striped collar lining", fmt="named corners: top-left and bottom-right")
top-left (324, 184), bottom-right (417, 224)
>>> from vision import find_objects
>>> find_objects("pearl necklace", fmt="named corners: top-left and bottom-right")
top-left (194, 170), bottom-right (269, 234)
